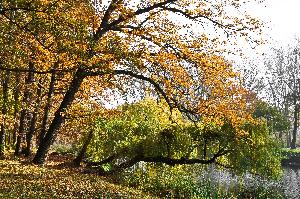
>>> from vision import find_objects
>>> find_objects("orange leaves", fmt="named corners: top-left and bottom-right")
top-left (0, 0), bottom-right (263, 161)
top-left (189, 54), bottom-right (255, 132)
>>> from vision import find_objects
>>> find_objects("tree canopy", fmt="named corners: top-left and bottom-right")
top-left (0, 0), bottom-right (266, 165)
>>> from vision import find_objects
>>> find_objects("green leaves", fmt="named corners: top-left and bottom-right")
top-left (86, 97), bottom-right (282, 180)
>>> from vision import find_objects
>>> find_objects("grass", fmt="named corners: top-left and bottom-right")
top-left (281, 148), bottom-right (300, 153)
top-left (0, 157), bottom-right (156, 199)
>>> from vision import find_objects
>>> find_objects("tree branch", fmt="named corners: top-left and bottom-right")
top-left (100, 148), bottom-right (231, 175)
top-left (0, 64), bottom-right (74, 74)
top-left (94, 0), bottom-right (177, 40)
top-left (84, 69), bottom-right (174, 110)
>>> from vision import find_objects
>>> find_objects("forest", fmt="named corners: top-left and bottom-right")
top-left (0, 0), bottom-right (299, 198)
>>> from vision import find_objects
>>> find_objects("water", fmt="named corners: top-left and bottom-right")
top-left (198, 165), bottom-right (300, 198)
top-left (281, 168), bottom-right (300, 198)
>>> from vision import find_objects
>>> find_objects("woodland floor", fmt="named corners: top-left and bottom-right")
top-left (0, 153), bottom-right (155, 199)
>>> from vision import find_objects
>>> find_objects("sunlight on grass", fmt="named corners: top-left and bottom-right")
top-left (0, 160), bottom-right (155, 199)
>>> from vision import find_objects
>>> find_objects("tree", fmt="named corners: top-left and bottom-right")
top-left (0, 70), bottom-right (10, 158)
top-left (264, 41), bottom-right (300, 148)
top-left (0, 0), bottom-right (264, 164)
top-left (253, 100), bottom-right (290, 139)
top-left (86, 98), bottom-right (281, 178)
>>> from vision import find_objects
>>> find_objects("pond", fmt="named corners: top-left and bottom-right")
top-left (281, 167), bottom-right (300, 198)
top-left (198, 165), bottom-right (300, 198)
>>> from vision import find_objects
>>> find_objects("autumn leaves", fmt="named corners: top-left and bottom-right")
top-left (0, 0), bottom-right (264, 166)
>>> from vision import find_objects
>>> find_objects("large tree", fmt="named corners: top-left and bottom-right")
top-left (0, 0), bottom-right (263, 164)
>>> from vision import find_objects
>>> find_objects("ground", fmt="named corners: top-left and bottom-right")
top-left (0, 153), bottom-right (156, 199)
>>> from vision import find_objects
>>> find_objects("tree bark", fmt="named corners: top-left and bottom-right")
top-left (33, 68), bottom-right (85, 164)
top-left (15, 63), bottom-right (34, 156)
top-left (0, 70), bottom-right (10, 158)
top-left (106, 150), bottom-right (228, 175)
top-left (24, 82), bottom-right (42, 156)
top-left (37, 70), bottom-right (56, 146)
top-left (14, 110), bottom-right (26, 155)
top-left (73, 130), bottom-right (93, 166)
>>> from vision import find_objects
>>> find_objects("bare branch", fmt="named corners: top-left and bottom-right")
top-left (84, 69), bottom-right (174, 109)
top-left (94, 0), bottom-right (177, 40)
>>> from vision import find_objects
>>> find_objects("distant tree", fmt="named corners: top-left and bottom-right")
top-left (264, 41), bottom-right (300, 149)
top-left (253, 100), bottom-right (290, 139)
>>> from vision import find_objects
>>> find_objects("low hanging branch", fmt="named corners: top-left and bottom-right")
top-left (95, 148), bottom-right (231, 175)
top-left (85, 154), bottom-right (117, 167)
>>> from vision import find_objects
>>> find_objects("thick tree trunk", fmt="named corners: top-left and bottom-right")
top-left (0, 70), bottom-right (10, 158)
top-left (37, 70), bottom-right (56, 146)
top-left (291, 100), bottom-right (298, 149)
top-left (33, 69), bottom-right (85, 164)
top-left (73, 130), bottom-right (93, 166)
top-left (24, 82), bottom-right (42, 156)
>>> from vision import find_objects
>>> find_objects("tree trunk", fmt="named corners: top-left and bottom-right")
top-left (291, 100), bottom-right (298, 149)
top-left (14, 110), bottom-right (26, 155)
top-left (12, 72), bottom-right (21, 145)
top-left (24, 82), bottom-right (42, 156)
top-left (33, 69), bottom-right (85, 164)
top-left (287, 129), bottom-right (291, 148)
top-left (37, 70), bottom-right (56, 146)
top-left (73, 130), bottom-right (93, 166)
top-left (0, 70), bottom-right (10, 158)
top-left (15, 63), bottom-right (34, 156)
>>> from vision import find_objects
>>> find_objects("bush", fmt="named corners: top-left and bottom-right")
top-left (115, 163), bottom-right (286, 199)
top-left (50, 143), bottom-right (79, 156)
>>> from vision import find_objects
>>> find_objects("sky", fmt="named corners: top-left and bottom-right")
top-left (101, 0), bottom-right (300, 108)
top-left (235, 0), bottom-right (300, 99)
top-left (250, 0), bottom-right (300, 45)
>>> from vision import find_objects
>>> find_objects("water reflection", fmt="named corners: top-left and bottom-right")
top-left (198, 165), bottom-right (300, 198)
top-left (281, 168), bottom-right (300, 198)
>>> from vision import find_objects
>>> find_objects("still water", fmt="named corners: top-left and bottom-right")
top-left (198, 166), bottom-right (300, 198)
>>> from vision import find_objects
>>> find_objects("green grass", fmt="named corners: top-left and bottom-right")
top-left (281, 148), bottom-right (300, 153)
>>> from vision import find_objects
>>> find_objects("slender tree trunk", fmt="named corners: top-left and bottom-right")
top-left (15, 63), bottom-right (34, 156)
top-left (287, 130), bottom-right (291, 148)
top-left (73, 130), bottom-right (93, 166)
top-left (0, 70), bottom-right (10, 158)
top-left (14, 110), bottom-right (26, 155)
top-left (33, 69), bottom-right (85, 164)
top-left (281, 101), bottom-right (289, 147)
top-left (291, 99), bottom-right (298, 149)
top-left (12, 72), bottom-right (21, 145)
top-left (24, 82), bottom-right (42, 156)
top-left (37, 70), bottom-right (56, 146)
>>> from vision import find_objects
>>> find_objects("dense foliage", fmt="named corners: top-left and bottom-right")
top-left (0, 0), bottom-right (264, 164)
top-left (87, 98), bottom-right (282, 179)
top-left (253, 101), bottom-right (290, 136)
top-left (0, 0), bottom-right (287, 198)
